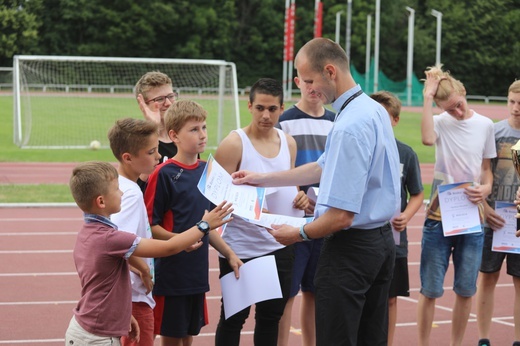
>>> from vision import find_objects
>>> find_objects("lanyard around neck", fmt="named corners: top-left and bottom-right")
top-left (335, 90), bottom-right (363, 122)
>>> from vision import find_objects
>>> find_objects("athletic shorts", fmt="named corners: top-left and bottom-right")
top-left (153, 294), bottom-right (207, 338)
top-left (388, 257), bottom-right (410, 298)
top-left (480, 227), bottom-right (520, 277)
top-left (420, 218), bottom-right (483, 298)
top-left (290, 238), bottom-right (323, 297)
top-left (121, 302), bottom-right (154, 346)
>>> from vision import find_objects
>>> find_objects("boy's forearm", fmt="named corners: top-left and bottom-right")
top-left (208, 231), bottom-right (236, 260)
top-left (403, 193), bottom-right (425, 220)
top-left (421, 95), bottom-right (436, 146)
top-left (128, 256), bottom-right (149, 275)
top-left (151, 224), bottom-right (175, 240)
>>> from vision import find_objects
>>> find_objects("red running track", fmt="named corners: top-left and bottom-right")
top-left (0, 204), bottom-right (517, 346)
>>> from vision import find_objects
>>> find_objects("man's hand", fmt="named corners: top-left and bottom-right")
top-left (268, 224), bottom-right (300, 245)
top-left (231, 170), bottom-right (266, 186)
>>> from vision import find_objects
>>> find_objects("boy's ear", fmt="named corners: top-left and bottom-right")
top-left (169, 129), bottom-right (179, 143)
top-left (94, 195), bottom-right (105, 209)
top-left (121, 152), bottom-right (132, 163)
top-left (393, 115), bottom-right (400, 125)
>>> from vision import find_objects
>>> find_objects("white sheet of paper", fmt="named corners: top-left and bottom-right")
top-left (492, 201), bottom-right (520, 253)
top-left (245, 213), bottom-right (313, 229)
top-left (391, 210), bottom-right (401, 245)
top-left (307, 187), bottom-right (319, 203)
top-left (264, 187), bottom-right (304, 218)
top-left (220, 255), bottom-right (282, 319)
top-left (197, 154), bottom-right (266, 220)
top-left (438, 182), bottom-right (481, 236)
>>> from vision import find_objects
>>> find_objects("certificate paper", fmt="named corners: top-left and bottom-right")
top-left (438, 182), bottom-right (481, 236)
top-left (220, 255), bottom-right (282, 319)
top-left (492, 201), bottom-right (520, 253)
top-left (198, 154), bottom-right (266, 220)
top-left (245, 213), bottom-right (314, 230)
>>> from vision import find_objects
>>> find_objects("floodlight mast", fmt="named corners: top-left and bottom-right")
top-left (335, 11), bottom-right (343, 44)
top-left (406, 6), bottom-right (415, 106)
top-left (431, 9), bottom-right (443, 66)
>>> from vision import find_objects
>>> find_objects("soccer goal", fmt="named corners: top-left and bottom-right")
top-left (13, 55), bottom-right (240, 149)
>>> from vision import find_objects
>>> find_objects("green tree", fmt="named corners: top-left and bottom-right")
top-left (230, 0), bottom-right (286, 87)
top-left (0, 0), bottom-right (42, 66)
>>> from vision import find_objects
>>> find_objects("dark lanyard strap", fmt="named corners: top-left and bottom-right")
top-left (335, 89), bottom-right (363, 121)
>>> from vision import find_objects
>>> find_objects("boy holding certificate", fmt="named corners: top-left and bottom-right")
top-left (417, 65), bottom-right (496, 346)
top-left (144, 100), bottom-right (242, 346)
top-left (476, 80), bottom-right (520, 346)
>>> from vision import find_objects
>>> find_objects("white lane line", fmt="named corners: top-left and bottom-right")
top-left (0, 232), bottom-right (77, 236)
top-left (0, 250), bottom-right (72, 254)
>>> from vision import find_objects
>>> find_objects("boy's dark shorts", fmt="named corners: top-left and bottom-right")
top-left (480, 227), bottom-right (520, 277)
top-left (153, 293), bottom-right (207, 337)
top-left (388, 257), bottom-right (410, 298)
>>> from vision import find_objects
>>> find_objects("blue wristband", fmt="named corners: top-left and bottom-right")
top-left (299, 224), bottom-right (311, 241)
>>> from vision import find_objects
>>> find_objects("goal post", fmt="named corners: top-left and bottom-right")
top-left (12, 55), bottom-right (241, 149)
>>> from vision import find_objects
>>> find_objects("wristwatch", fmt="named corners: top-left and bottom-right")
top-left (196, 220), bottom-right (210, 236)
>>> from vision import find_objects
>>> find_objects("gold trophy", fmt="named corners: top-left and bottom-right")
top-left (511, 140), bottom-right (520, 227)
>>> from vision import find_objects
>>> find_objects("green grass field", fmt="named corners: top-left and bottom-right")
top-left (0, 94), bottom-right (434, 203)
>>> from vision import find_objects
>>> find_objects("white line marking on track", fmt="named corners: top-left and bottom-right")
top-left (0, 250), bottom-right (72, 254)
top-left (0, 272), bottom-right (77, 277)
top-left (0, 232), bottom-right (77, 236)
top-left (0, 218), bottom-right (82, 221)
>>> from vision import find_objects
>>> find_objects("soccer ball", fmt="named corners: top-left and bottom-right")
top-left (89, 140), bottom-right (101, 150)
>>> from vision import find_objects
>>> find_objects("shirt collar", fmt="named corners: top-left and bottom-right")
top-left (332, 84), bottom-right (363, 113)
top-left (84, 213), bottom-right (118, 230)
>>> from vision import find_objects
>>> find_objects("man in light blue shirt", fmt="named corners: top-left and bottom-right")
top-left (232, 38), bottom-right (400, 345)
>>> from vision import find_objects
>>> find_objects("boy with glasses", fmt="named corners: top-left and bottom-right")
top-left (135, 71), bottom-right (179, 162)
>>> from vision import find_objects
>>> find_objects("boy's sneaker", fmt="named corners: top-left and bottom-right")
top-left (512, 342), bottom-right (520, 346)
top-left (478, 339), bottom-right (491, 346)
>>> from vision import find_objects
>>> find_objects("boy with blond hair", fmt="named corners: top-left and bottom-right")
top-left (144, 100), bottom-right (243, 346)
top-left (65, 161), bottom-right (233, 345)
top-left (477, 80), bottom-right (520, 346)
top-left (135, 71), bottom-right (178, 161)
top-left (418, 65), bottom-right (496, 346)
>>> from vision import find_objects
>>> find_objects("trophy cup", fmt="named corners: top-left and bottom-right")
top-left (511, 140), bottom-right (520, 229)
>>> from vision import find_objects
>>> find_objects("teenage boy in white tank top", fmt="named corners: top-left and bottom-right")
top-left (213, 78), bottom-right (309, 346)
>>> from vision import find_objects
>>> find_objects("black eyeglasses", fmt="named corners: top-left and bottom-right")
top-left (145, 92), bottom-right (178, 105)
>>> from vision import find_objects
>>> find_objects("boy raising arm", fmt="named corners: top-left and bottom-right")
top-left (65, 161), bottom-right (232, 344)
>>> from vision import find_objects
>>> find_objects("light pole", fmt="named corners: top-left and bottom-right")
top-left (345, 0), bottom-right (352, 59)
top-left (431, 9), bottom-right (442, 66)
top-left (406, 7), bottom-right (415, 106)
top-left (365, 14), bottom-right (371, 93)
top-left (335, 11), bottom-right (343, 44)
top-left (373, 0), bottom-right (380, 92)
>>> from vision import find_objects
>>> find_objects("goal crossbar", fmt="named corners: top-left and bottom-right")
top-left (13, 55), bottom-right (240, 149)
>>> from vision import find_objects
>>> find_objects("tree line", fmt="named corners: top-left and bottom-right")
top-left (1, 0), bottom-right (519, 96)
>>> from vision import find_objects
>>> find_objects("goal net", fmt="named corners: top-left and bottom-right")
top-left (13, 56), bottom-right (240, 149)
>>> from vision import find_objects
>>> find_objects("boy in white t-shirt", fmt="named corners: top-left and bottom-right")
top-left (418, 66), bottom-right (496, 346)
top-left (108, 118), bottom-right (161, 346)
